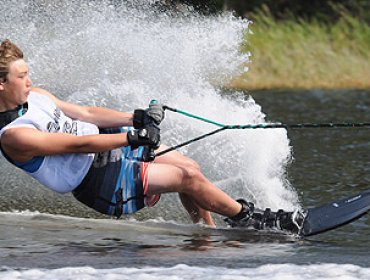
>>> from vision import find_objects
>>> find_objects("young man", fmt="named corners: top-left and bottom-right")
top-left (0, 39), bottom-right (302, 232)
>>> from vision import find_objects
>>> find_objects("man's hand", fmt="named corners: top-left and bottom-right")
top-left (133, 103), bottom-right (164, 128)
top-left (127, 127), bottom-right (160, 150)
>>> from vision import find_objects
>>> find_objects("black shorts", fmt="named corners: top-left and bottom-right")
top-left (72, 127), bottom-right (160, 217)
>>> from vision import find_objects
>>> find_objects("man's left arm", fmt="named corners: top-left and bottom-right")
top-left (32, 87), bottom-right (134, 128)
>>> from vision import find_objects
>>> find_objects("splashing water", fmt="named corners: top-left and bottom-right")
top-left (0, 0), bottom-right (299, 212)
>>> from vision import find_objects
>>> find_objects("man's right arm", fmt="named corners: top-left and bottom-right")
top-left (1, 127), bottom-right (160, 162)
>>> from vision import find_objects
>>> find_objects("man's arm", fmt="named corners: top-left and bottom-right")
top-left (1, 87), bottom-right (161, 162)
top-left (32, 87), bottom-right (134, 128)
top-left (1, 127), bottom-right (130, 162)
top-left (2, 125), bottom-right (160, 163)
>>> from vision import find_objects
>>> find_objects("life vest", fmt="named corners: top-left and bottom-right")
top-left (0, 91), bottom-right (99, 193)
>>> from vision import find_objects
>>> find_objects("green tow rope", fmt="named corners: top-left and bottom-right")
top-left (155, 105), bottom-right (370, 157)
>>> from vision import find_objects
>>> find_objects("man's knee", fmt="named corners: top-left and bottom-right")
top-left (179, 155), bottom-right (200, 171)
top-left (182, 166), bottom-right (205, 193)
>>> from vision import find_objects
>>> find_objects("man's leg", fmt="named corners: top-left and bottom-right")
top-left (179, 193), bottom-right (215, 226)
top-left (152, 146), bottom-right (217, 225)
top-left (147, 161), bottom-right (242, 220)
top-left (148, 147), bottom-right (302, 233)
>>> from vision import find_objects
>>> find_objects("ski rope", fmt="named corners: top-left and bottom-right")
top-left (155, 105), bottom-right (370, 157)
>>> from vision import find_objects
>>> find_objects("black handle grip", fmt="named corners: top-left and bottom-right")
top-left (140, 99), bottom-right (159, 162)
top-left (141, 146), bottom-right (156, 162)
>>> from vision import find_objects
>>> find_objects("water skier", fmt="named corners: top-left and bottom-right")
top-left (0, 39), bottom-right (301, 232)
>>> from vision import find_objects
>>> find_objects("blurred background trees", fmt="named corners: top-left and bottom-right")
top-left (167, 0), bottom-right (370, 22)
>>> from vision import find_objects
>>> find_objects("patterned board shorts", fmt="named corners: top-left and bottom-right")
top-left (72, 127), bottom-right (160, 217)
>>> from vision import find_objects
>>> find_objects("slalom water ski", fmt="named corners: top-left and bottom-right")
top-left (301, 189), bottom-right (370, 236)
top-left (225, 189), bottom-right (370, 237)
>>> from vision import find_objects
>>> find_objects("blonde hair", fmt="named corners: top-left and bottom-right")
top-left (0, 39), bottom-right (24, 82)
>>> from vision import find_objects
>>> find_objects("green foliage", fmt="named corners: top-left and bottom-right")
top-left (229, 11), bottom-right (370, 89)
top-left (172, 0), bottom-right (370, 89)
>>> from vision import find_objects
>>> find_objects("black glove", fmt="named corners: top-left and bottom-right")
top-left (127, 127), bottom-right (160, 150)
top-left (133, 103), bottom-right (164, 128)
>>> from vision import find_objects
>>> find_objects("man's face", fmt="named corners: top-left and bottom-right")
top-left (0, 59), bottom-right (32, 106)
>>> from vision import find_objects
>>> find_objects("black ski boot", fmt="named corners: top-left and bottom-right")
top-left (225, 199), bottom-right (306, 235)
top-left (224, 199), bottom-right (255, 227)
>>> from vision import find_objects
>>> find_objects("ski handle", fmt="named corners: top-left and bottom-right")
top-left (140, 100), bottom-right (159, 162)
